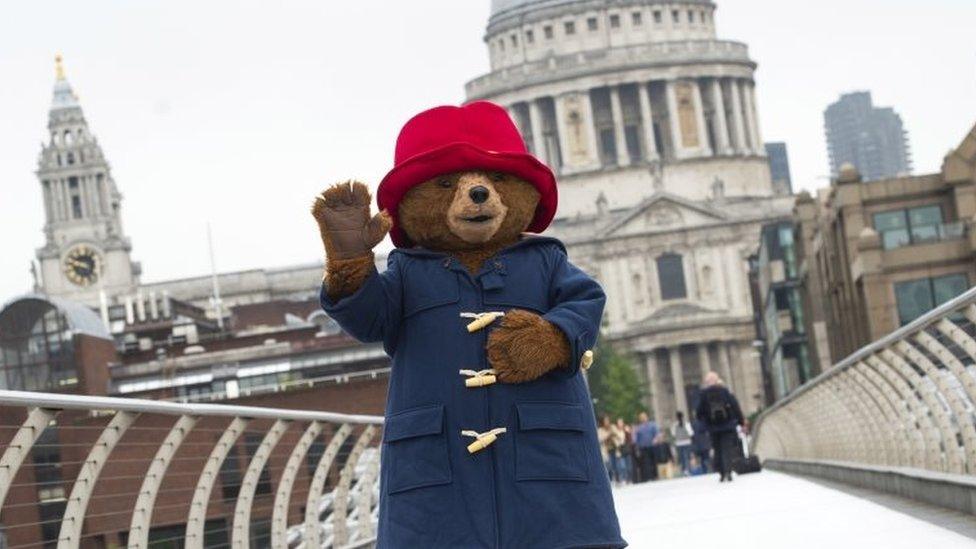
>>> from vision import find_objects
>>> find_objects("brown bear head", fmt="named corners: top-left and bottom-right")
top-left (397, 171), bottom-right (541, 255)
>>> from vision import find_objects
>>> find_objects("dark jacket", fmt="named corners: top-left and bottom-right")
top-left (691, 419), bottom-right (711, 452)
top-left (320, 237), bottom-right (625, 549)
top-left (695, 385), bottom-right (744, 434)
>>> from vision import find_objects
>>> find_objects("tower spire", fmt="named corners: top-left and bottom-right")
top-left (55, 54), bottom-right (65, 80)
top-left (51, 54), bottom-right (79, 110)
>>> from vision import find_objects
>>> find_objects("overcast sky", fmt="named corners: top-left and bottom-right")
top-left (2, 0), bottom-right (974, 300)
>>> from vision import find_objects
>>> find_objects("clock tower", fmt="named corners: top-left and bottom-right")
top-left (35, 56), bottom-right (139, 306)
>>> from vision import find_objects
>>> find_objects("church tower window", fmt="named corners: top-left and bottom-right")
top-left (657, 253), bottom-right (687, 300)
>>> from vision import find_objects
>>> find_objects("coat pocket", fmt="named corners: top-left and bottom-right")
top-left (384, 404), bottom-right (452, 495)
top-left (514, 402), bottom-right (589, 482)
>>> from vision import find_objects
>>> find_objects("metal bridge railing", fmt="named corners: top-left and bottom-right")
top-left (0, 390), bottom-right (383, 549)
top-left (753, 286), bottom-right (976, 475)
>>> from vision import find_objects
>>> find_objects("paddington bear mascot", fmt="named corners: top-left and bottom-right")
top-left (312, 101), bottom-right (626, 548)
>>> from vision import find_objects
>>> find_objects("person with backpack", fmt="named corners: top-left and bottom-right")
top-left (695, 371), bottom-right (745, 482)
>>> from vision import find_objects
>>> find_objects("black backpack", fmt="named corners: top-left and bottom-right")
top-left (706, 389), bottom-right (730, 424)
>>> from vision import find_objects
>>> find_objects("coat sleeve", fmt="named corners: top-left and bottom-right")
top-left (542, 246), bottom-right (607, 379)
top-left (319, 254), bottom-right (403, 351)
top-left (728, 391), bottom-right (745, 426)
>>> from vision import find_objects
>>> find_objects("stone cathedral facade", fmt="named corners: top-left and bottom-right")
top-left (468, 0), bottom-right (794, 418)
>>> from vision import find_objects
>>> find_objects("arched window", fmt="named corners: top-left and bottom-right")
top-left (63, 130), bottom-right (73, 145)
top-left (657, 253), bottom-right (687, 300)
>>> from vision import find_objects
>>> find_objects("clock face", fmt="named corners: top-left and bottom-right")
top-left (63, 245), bottom-right (102, 287)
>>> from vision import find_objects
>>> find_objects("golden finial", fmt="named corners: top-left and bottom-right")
top-left (55, 54), bottom-right (65, 80)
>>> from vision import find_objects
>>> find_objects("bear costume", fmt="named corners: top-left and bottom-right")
top-left (313, 101), bottom-right (625, 548)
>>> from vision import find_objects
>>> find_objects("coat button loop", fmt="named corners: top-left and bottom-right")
top-left (462, 428), bottom-right (507, 454)
top-left (581, 350), bottom-right (595, 370)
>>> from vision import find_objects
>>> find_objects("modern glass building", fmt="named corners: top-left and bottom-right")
top-left (751, 221), bottom-right (818, 402)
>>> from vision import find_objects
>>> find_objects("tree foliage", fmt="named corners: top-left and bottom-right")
top-left (587, 340), bottom-right (646, 423)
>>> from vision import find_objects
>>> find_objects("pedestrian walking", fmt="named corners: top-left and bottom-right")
top-left (632, 412), bottom-right (658, 482)
top-left (671, 411), bottom-right (694, 475)
top-left (695, 371), bottom-right (745, 482)
top-left (610, 418), bottom-right (630, 484)
top-left (691, 417), bottom-right (712, 473)
top-left (598, 415), bottom-right (614, 481)
top-left (651, 432), bottom-right (674, 480)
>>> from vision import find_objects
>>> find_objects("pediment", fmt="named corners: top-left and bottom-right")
top-left (601, 193), bottom-right (727, 237)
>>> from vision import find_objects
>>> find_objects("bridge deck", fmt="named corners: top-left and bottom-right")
top-left (615, 471), bottom-right (976, 548)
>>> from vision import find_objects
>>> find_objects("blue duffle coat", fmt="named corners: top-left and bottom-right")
top-left (320, 236), bottom-right (625, 548)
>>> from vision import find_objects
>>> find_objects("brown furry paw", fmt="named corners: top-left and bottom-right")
top-left (487, 309), bottom-right (571, 384)
top-left (311, 181), bottom-right (391, 261)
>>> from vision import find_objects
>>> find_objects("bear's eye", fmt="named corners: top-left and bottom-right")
top-left (437, 178), bottom-right (453, 189)
top-left (489, 172), bottom-right (505, 182)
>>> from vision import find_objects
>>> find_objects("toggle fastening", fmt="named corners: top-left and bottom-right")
top-left (462, 428), bottom-right (507, 454)
top-left (460, 369), bottom-right (497, 387)
top-left (460, 312), bottom-right (505, 333)
top-left (581, 350), bottom-right (594, 370)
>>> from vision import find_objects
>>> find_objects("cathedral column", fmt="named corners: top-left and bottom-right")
top-left (528, 99), bottom-right (547, 162)
top-left (90, 176), bottom-right (103, 216)
top-left (608, 85), bottom-right (630, 166)
top-left (728, 79), bottom-right (748, 154)
top-left (83, 176), bottom-right (97, 217)
top-left (644, 352), bottom-right (665, 423)
top-left (41, 181), bottom-right (54, 223)
top-left (579, 91), bottom-right (601, 168)
top-left (637, 82), bottom-right (659, 161)
top-left (665, 80), bottom-right (684, 160)
top-left (553, 94), bottom-right (572, 170)
top-left (740, 80), bottom-right (759, 154)
top-left (691, 80), bottom-right (712, 157)
top-left (709, 78), bottom-right (731, 154)
top-left (717, 341), bottom-right (735, 393)
top-left (698, 343), bottom-right (712, 382)
top-left (746, 81), bottom-right (764, 155)
top-left (59, 179), bottom-right (71, 220)
top-left (669, 346), bottom-right (689, 416)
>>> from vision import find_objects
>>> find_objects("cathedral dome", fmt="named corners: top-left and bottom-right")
top-left (490, 0), bottom-right (565, 17)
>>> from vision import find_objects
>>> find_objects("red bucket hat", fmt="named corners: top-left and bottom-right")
top-left (377, 101), bottom-right (558, 248)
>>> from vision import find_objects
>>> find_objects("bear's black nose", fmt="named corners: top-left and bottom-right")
top-left (469, 186), bottom-right (490, 204)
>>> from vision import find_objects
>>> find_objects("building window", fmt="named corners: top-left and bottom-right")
top-left (895, 273), bottom-right (969, 325)
top-left (672, 9), bottom-right (680, 23)
top-left (499, 39), bottom-right (505, 52)
top-left (599, 129), bottom-right (617, 166)
top-left (564, 21), bottom-right (576, 35)
top-left (624, 125), bottom-right (642, 162)
top-left (510, 34), bottom-right (518, 47)
top-left (657, 253), bottom-right (687, 300)
top-left (688, 9), bottom-right (695, 23)
top-left (873, 205), bottom-right (944, 250)
top-left (525, 29), bottom-right (534, 43)
top-left (653, 10), bottom-right (662, 24)
top-left (543, 25), bottom-right (553, 39)
top-left (632, 12), bottom-right (642, 26)
top-left (610, 14), bottom-right (620, 28)
top-left (66, 152), bottom-right (75, 165)
top-left (587, 17), bottom-right (598, 31)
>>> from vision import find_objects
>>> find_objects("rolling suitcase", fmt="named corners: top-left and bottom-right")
top-left (732, 434), bottom-right (762, 475)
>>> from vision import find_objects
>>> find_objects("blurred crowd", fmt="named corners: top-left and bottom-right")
top-left (596, 371), bottom-right (748, 485)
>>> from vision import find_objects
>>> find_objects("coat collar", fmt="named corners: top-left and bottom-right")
top-left (391, 234), bottom-right (566, 261)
